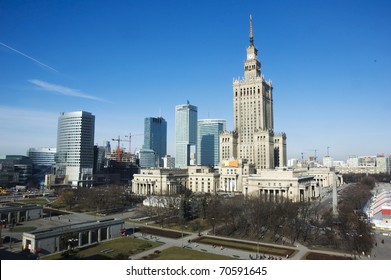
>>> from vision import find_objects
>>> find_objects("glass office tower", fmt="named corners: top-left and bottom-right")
top-left (175, 102), bottom-right (197, 168)
top-left (143, 117), bottom-right (167, 167)
top-left (197, 119), bottom-right (226, 167)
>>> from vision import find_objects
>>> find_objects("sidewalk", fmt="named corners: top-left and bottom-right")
top-left (126, 226), bottom-right (286, 260)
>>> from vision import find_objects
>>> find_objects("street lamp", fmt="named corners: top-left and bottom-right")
top-left (9, 223), bottom-right (14, 249)
top-left (181, 227), bottom-right (184, 247)
top-left (181, 225), bottom-right (188, 247)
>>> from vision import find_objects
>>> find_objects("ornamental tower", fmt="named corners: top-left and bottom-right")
top-left (231, 16), bottom-right (286, 169)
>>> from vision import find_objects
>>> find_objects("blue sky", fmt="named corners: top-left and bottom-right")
top-left (0, 0), bottom-right (390, 161)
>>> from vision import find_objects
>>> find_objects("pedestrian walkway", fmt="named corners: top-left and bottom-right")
top-left (126, 226), bottom-right (288, 260)
top-left (124, 222), bottom-right (370, 260)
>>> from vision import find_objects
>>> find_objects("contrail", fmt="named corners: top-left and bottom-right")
top-left (0, 42), bottom-right (59, 73)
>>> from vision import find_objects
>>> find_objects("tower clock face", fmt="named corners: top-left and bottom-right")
top-left (248, 53), bottom-right (254, 59)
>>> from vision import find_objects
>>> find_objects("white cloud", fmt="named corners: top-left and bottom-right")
top-left (28, 79), bottom-right (109, 102)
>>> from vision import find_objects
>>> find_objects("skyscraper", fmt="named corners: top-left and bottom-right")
top-left (56, 111), bottom-right (95, 186)
top-left (228, 16), bottom-right (287, 169)
top-left (143, 117), bottom-right (167, 167)
top-left (175, 102), bottom-right (197, 168)
top-left (197, 119), bottom-right (226, 167)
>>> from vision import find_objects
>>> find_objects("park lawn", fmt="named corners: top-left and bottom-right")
top-left (152, 246), bottom-right (235, 260)
top-left (304, 252), bottom-right (352, 260)
top-left (10, 226), bottom-right (36, 233)
top-left (21, 198), bottom-right (48, 205)
top-left (42, 236), bottom-right (161, 260)
top-left (194, 236), bottom-right (295, 257)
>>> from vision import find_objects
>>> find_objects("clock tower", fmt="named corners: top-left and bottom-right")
top-left (228, 16), bottom-right (287, 170)
top-left (244, 16), bottom-right (261, 80)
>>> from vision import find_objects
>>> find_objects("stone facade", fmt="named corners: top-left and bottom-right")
top-left (132, 164), bottom-right (342, 202)
top-left (222, 16), bottom-right (287, 169)
top-left (132, 168), bottom-right (188, 195)
top-left (246, 169), bottom-right (315, 202)
top-left (22, 219), bottom-right (124, 255)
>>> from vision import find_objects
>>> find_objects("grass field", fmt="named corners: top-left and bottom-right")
top-left (304, 252), bottom-right (352, 260)
top-left (20, 197), bottom-right (48, 205)
top-left (142, 246), bottom-right (236, 260)
top-left (193, 236), bottom-right (296, 257)
top-left (42, 236), bottom-right (161, 260)
top-left (10, 226), bottom-right (36, 233)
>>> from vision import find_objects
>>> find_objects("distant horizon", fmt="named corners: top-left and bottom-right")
top-left (2, 142), bottom-right (388, 164)
top-left (1, 0), bottom-right (390, 161)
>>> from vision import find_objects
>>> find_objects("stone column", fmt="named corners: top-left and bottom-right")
top-left (78, 232), bottom-right (82, 246)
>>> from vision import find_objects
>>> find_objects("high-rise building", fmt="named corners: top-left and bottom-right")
top-left (197, 119), bottom-right (226, 167)
top-left (143, 117), bottom-right (167, 167)
top-left (162, 155), bottom-right (175, 169)
top-left (226, 16), bottom-right (287, 169)
top-left (104, 141), bottom-right (111, 153)
top-left (0, 155), bottom-right (32, 185)
top-left (94, 145), bottom-right (106, 173)
top-left (27, 147), bottom-right (56, 166)
top-left (139, 149), bottom-right (157, 168)
top-left (55, 111), bottom-right (95, 186)
top-left (175, 102), bottom-right (197, 168)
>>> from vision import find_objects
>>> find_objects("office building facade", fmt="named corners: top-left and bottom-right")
top-left (175, 102), bottom-right (197, 168)
top-left (55, 111), bottom-right (95, 186)
top-left (139, 149), bottom-right (157, 168)
top-left (197, 119), bottom-right (226, 167)
top-left (0, 155), bottom-right (33, 185)
top-left (27, 147), bottom-right (57, 167)
top-left (143, 117), bottom-right (167, 167)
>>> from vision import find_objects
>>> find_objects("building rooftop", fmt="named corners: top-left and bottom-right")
top-left (24, 218), bottom-right (124, 239)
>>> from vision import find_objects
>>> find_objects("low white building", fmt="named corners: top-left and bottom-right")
top-left (132, 168), bottom-right (188, 195)
top-left (22, 219), bottom-right (124, 256)
top-left (188, 166), bottom-right (220, 194)
top-left (246, 169), bottom-right (315, 202)
top-left (132, 162), bottom-right (342, 203)
top-left (219, 159), bottom-right (255, 193)
top-left (337, 155), bottom-right (390, 174)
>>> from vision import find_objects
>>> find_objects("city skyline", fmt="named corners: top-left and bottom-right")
top-left (1, 0), bottom-right (390, 161)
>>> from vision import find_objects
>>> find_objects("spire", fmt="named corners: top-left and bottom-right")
top-left (249, 15), bottom-right (254, 46)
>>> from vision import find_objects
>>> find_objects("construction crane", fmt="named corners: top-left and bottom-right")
top-left (125, 132), bottom-right (145, 154)
top-left (111, 136), bottom-right (130, 161)
top-left (305, 149), bottom-right (318, 162)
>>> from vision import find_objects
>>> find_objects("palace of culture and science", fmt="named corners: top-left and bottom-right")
top-left (220, 16), bottom-right (286, 170)
top-left (132, 17), bottom-right (342, 202)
